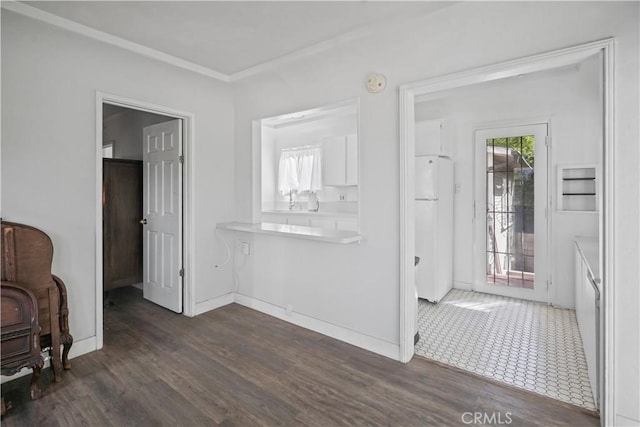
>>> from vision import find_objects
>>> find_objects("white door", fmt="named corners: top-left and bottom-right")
top-left (142, 119), bottom-right (183, 313)
top-left (473, 124), bottom-right (549, 302)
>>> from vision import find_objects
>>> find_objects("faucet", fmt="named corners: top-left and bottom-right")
top-left (289, 190), bottom-right (295, 210)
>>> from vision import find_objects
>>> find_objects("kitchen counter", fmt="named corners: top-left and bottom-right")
top-left (575, 237), bottom-right (600, 288)
top-left (217, 222), bottom-right (362, 244)
top-left (262, 210), bottom-right (357, 218)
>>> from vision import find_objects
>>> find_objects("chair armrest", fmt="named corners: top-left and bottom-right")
top-left (51, 275), bottom-right (68, 312)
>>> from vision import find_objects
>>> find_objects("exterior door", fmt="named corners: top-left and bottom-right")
top-left (473, 124), bottom-right (549, 302)
top-left (142, 119), bottom-right (183, 313)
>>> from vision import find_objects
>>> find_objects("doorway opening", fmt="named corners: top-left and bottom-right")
top-left (95, 93), bottom-right (195, 350)
top-left (400, 39), bottom-right (614, 419)
top-left (102, 104), bottom-right (181, 307)
top-left (474, 124), bottom-right (549, 303)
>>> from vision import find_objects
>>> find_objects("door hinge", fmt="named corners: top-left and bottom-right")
top-left (179, 155), bottom-right (184, 164)
top-left (179, 268), bottom-right (184, 278)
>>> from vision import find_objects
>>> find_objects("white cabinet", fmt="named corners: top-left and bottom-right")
top-left (415, 119), bottom-right (446, 156)
top-left (287, 216), bottom-right (311, 226)
top-left (574, 239), bottom-right (600, 409)
top-left (345, 135), bottom-right (358, 186)
top-left (323, 134), bottom-right (358, 186)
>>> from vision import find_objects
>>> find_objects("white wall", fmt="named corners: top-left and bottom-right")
top-left (1, 11), bottom-right (236, 346)
top-left (415, 53), bottom-right (601, 309)
top-left (103, 109), bottom-right (174, 160)
top-left (2, 2), bottom-right (637, 423)
top-left (263, 113), bottom-right (359, 211)
top-left (232, 2), bottom-right (638, 423)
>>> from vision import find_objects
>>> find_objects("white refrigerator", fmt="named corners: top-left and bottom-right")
top-left (415, 155), bottom-right (454, 302)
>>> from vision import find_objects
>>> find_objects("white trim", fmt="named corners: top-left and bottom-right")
top-left (95, 92), bottom-right (197, 351)
top-left (67, 336), bottom-right (98, 360)
top-left (1, 1), bottom-right (229, 83)
top-left (151, 290), bottom-right (400, 359)
top-left (95, 98), bottom-right (104, 349)
top-left (252, 98), bottom-right (361, 226)
top-left (399, 39), bottom-right (615, 423)
top-left (234, 293), bottom-right (400, 360)
top-left (403, 39), bottom-right (613, 97)
top-left (615, 414), bottom-right (640, 426)
top-left (251, 120), bottom-right (262, 224)
top-left (194, 293), bottom-right (235, 316)
top-left (602, 39), bottom-right (616, 427)
top-left (229, 26), bottom-right (374, 82)
top-left (1, 336), bottom-right (97, 384)
top-left (0, 0), bottom-right (450, 85)
top-left (452, 280), bottom-right (473, 291)
top-left (398, 86), bottom-right (416, 363)
top-left (1, 0), bottom-right (384, 84)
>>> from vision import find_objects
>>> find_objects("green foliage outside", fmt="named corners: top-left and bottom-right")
top-left (487, 135), bottom-right (535, 167)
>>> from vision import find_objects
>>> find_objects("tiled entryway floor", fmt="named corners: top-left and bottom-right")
top-left (415, 289), bottom-right (596, 411)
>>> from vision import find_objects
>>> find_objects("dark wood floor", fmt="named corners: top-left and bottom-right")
top-left (2, 287), bottom-right (599, 426)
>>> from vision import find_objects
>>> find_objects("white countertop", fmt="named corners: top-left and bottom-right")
top-left (262, 210), bottom-right (357, 218)
top-left (575, 237), bottom-right (600, 288)
top-left (217, 222), bottom-right (362, 244)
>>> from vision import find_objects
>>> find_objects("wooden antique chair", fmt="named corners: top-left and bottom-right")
top-left (1, 221), bottom-right (73, 383)
top-left (1, 282), bottom-right (44, 414)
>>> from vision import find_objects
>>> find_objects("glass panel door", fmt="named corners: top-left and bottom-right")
top-left (474, 124), bottom-right (548, 302)
top-left (486, 136), bottom-right (535, 289)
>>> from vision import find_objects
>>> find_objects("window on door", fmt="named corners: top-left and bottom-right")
top-left (485, 136), bottom-right (535, 289)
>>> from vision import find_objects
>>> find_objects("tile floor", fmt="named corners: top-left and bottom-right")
top-left (415, 289), bottom-right (596, 411)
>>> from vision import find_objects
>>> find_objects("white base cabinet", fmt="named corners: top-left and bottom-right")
top-left (574, 238), bottom-right (600, 409)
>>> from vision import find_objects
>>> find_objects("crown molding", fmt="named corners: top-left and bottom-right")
top-left (1, 1), bottom-right (231, 83)
top-left (226, 2), bottom-right (456, 82)
top-left (228, 25), bottom-right (372, 82)
top-left (3, 1), bottom-right (454, 84)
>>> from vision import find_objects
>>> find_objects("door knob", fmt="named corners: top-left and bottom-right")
top-left (139, 218), bottom-right (148, 225)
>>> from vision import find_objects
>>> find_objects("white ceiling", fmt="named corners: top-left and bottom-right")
top-left (23, 1), bottom-right (451, 78)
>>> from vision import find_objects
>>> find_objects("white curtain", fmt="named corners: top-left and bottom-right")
top-left (278, 146), bottom-right (322, 194)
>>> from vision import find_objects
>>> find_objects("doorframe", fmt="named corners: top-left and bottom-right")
top-left (472, 122), bottom-right (550, 303)
top-left (399, 38), bottom-right (615, 424)
top-left (95, 92), bottom-right (196, 350)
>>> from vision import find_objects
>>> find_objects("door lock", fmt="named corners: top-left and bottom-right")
top-left (139, 218), bottom-right (148, 225)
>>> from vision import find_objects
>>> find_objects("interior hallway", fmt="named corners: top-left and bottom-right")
top-left (416, 289), bottom-right (596, 411)
top-left (1, 287), bottom-right (598, 426)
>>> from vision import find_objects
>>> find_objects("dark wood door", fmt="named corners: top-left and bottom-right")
top-left (103, 159), bottom-right (143, 291)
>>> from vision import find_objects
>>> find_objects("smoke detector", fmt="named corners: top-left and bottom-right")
top-left (366, 73), bottom-right (387, 93)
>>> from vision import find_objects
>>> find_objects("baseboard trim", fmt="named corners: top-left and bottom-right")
top-left (616, 414), bottom-right (640, 426)
top-left (3, 293), bottom-right (400, 385)
top-left (453, 280), bottom-right (473, 291)
top-left (234, 293), bottom-right (400, 361)
top-left (194, 293), bottom-right (235, 316)
top-left (1, 336), bottom-right (97, 384)
top-left (68, 336), bottom-right (97, 359)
